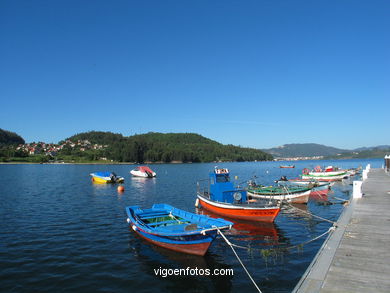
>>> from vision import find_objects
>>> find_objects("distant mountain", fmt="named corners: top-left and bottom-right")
top-left (65, 131), bottom-right (273, 163)
top-left (354, 145), bottom-right (390, 151)
top-left (327, 147), bottom-right (390, 159)
top-left (0, 128), bottom-right (25, 145)
top-left (262, 143), bottom-right (348, 158)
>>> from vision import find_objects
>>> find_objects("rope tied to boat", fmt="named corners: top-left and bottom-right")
top-left (217, 228), bottom-right (263, 293)
top-left (220, 225), bottom-right (335, 253)
top-left (284, 202), bottom-right (337, 225)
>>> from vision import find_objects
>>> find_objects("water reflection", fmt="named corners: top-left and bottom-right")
top-left (127, 229), bottom-right (233, 292)
top-left (196, 208), bottom-right (281, 246)
top-left (130, 177), bottom-right (157, 192)
top-left (91, 181), bottom-right (118, 196)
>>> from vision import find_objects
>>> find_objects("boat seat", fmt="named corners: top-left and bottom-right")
top-left (184, 224), bottom-right (198, 231)
top-left (139, 213), bottom-right (170, 220)
top-left (148, 220), bottom-right (190, 227)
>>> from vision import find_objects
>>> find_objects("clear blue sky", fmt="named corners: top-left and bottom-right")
top-left (1, 0), bottom-right (389, 149)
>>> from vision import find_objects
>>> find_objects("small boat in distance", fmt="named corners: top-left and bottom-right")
top-left (90, 172), bottom-right (124, 183)
top-left (280, 165), bottom-right (295, 168)
top-left (196, 168), bottom-right (281, 222)
top-left (125, 203), bottom-right (233, 256)
top-left (130, 166), bottom-right (156, 178)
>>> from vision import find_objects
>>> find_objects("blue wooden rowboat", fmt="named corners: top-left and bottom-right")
top-left (125, 204), bottom-right (233, 256)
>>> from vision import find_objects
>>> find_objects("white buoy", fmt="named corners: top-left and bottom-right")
top-left (195, 198), bottom-right (199, 207)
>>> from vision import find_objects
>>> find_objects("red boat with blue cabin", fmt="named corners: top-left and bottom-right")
top-left (125, 203), bottom-right (233, 256)
top-left (196, 168), bottom-right (281, 222)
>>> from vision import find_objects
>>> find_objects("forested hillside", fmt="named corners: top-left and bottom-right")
top-left (263, 143), bottom-right (348, 157)
top-left (0, 128), bottom-right (25, 145)
top-left (66, 131), bottom-right (273, 163)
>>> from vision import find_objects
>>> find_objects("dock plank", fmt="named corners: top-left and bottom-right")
top-left (294, 168), bottom-right (390, 293)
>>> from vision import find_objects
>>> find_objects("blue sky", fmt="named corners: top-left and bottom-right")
top-left (1, 0), bottom-right (389, 149)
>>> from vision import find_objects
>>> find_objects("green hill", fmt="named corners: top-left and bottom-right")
top-left (326, 148), bottom-right (390, 159)
top-left (263, 143), bottom-right (348, 157)
top-left (65, 131), bottom-right (273, 163)
top-left (0, 128), bottom-right (25, 145)
top-left (65, 131), bottom-right (125, 145)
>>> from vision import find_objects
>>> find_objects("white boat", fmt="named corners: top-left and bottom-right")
top-left (130, 166), bottom-right (156, 178)
top-left (301, 166), bottom-right (348, 182)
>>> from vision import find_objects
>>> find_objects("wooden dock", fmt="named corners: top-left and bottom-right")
top-left (293, 168), bottom-right (390, 293)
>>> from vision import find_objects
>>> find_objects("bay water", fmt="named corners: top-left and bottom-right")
top-left (0, 158), bottom-right (382, 292)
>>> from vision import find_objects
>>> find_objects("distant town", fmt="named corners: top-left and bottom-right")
top-left (1, 128), bottom-right (389, 163)
top-left (273, 156), bottom-right (324, 161)
top-left (15, 140), bottom-right (110, 161)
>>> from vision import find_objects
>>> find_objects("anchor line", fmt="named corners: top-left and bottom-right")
top-left (284, 202), bottom-right (337, 225)
top-left (330, 195), bottom-right (349, 202)
top-left (217, 228), bottom-right (263, 293)
top-left (217, 201), bottom-right (339, 252)
top-left (221, 226), bottom-right (335, 252)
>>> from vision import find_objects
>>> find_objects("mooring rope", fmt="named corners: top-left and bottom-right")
top-left (217, 228), bottom-right (263, 293)
top-left (330, 195), bottom-right (349, 202)
top-left (284, 203), bottom-right (337, 225)
top-left (222, 225), bottom-right (335, 252)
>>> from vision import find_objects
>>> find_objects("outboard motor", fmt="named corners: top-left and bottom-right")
top-left (275, 175), bottom-right (288, 183)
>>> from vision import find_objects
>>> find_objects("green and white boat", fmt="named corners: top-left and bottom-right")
top-left (247, 184), bottom-right (311, 204)
top-left (301, 166), bottom-right (348, 182)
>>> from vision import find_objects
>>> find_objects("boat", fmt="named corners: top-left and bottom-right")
top-left (90, 172), bottom-right (124, 183)
top-left (247, 184), bottom-right (311, 204)
top-left (301, 166), bottom-right (348, 181)
top-left (125, 203), bottom-right (233, 256)
top-left (276, 177), bottom-right (330, 198)
top-left (346, 167), bottom-right (362, 177)
top-left (279, 165), bottom-right (295, 168)
top-left (130, 166), bottom-right (156, 178)
top-left (286, 177), bottom-right (333, 186)
top-left (196, 168), bottom-right (281, 222)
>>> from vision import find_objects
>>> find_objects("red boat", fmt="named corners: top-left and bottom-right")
top-left (196, 168), bottom-right (281, 223)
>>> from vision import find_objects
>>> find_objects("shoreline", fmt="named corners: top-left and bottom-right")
top-left (0, 157), bottom-right (380, 165)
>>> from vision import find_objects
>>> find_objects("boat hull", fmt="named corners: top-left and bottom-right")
top-left (130, 170), bottom-right (156, 178)
top-left (197, 195), bottom-right (280, 222)
top-left (310, 184), bottom-right (329, 195)
top-left (91, 176), bottom-right (124, 183)
top-left (126, 204), bottom-right (232, 256)
top-left (247, 190), bottom-right (310, 204)
top-left (310, 188), bottom-right (329, 201)
top-left (132, 227), bottom-right (213, 256)
top-left (92, 176), bottom-right (111, 183)
top-left (301, 174), bottom-right (347, 181)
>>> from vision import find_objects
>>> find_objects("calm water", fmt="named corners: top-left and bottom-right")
top-left (0, 159), bottom-right (382, 292)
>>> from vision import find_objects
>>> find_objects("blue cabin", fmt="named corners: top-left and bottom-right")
top-left (208, 168), bottom-right (247, 203)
